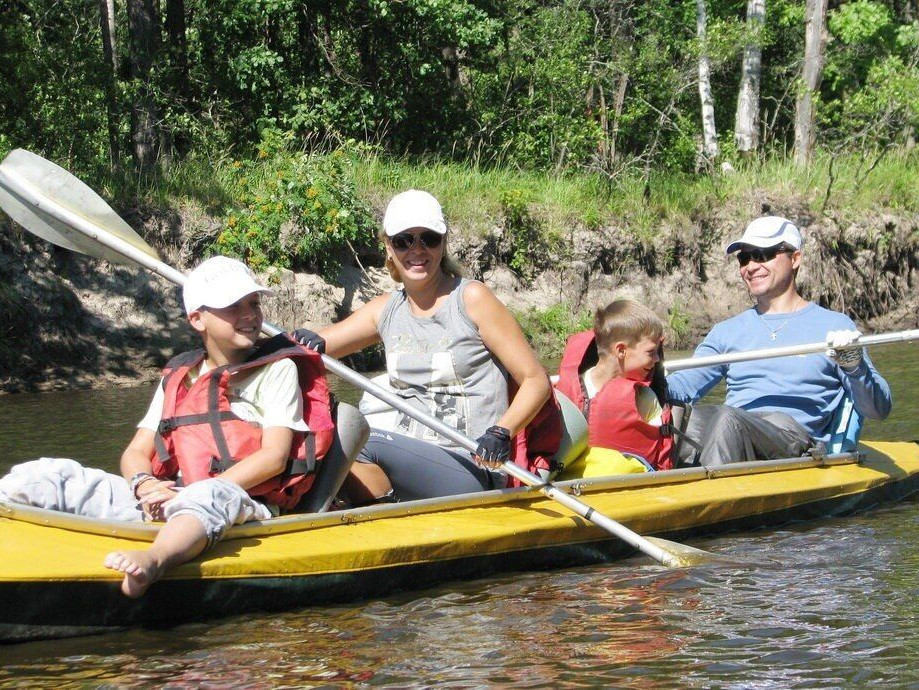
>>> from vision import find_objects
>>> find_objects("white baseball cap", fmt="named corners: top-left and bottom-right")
top-left (382, 189), bottom-right (447, 237)
top-left (182, 256), bottom-right (272, 315)
top-left (725, 216), bottom-right (804, 254)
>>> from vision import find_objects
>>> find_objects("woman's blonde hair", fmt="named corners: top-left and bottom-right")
top-left (594, 299), bottom-right (663, 355)
top-left (380, 228), bottom-right (464, 283)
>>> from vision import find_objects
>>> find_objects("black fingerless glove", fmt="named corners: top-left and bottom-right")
top-left (473, 425), bottom-right (512, 464)
top-left (292, 328), bottom-right (326, 354)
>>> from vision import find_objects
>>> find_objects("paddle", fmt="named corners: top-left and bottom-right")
top-left (665, 329), bottom-right (919, 373)
top-left (0, 148), bottom-right (713, 568)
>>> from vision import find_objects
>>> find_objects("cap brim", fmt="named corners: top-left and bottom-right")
top-left (189, 285), bottom-right (273, 312)
top-left (385, 222), bottom-right (447, 236)
top-left (725, 238), bottom-right (785, 254)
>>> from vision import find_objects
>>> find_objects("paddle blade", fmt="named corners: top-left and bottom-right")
top-left (645, 536), bottom-right (726, 567)
top-left (0, 148), bottom-right (159, 265)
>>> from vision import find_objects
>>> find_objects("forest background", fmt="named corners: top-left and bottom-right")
top-left (2, 0), bottom-right (919, 390)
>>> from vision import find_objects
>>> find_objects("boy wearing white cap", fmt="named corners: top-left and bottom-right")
top-left (0, 256), bottom-right (366, 597)
top-left (667, 216), bottom-right (891, 465)
top-left (100, 255), bottom-right (341, 596)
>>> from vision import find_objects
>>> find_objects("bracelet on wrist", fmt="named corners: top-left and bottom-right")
top-left (130, 472), bottom-right (155, 499)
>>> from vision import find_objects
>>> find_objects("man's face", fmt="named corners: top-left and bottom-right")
top-left (736, 244), bottom-right (801, 299)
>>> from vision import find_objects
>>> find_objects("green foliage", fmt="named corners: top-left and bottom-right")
top-left (821, 1), bottom-right (919, 148)
top-left (2, 0), bottom-right (919, 204)
top-left (214, 131), bottom-right (376, 276)
top-left (667, 301), bottom-right (691, 342)
top-left (500, 188), bottom-right (550, 281)
top-left (829, 0), bottom-right (893, 45)
top-left (514, 302), bottom-right (593, 360)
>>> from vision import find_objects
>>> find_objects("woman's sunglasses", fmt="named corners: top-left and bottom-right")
top-left (736, 245), bottom-right (792, 267)
top-left (390, 230), bottom-right (444, 251)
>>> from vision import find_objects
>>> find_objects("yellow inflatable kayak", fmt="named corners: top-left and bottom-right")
top-left (2, 441), bottom-right (918, 643)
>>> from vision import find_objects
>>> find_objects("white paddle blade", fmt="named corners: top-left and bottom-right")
top-left (0, 149), bottom-right (159, 265)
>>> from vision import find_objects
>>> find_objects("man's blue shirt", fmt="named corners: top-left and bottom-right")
top-left (666, 303), bottom-right (891, 442)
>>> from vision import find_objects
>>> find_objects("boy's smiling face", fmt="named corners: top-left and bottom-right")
top-left (620, 336), bottom-right (662, 382)
top-left (189, 292), bottom-right (263, 359)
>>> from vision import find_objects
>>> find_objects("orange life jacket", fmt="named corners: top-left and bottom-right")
top-left (506, 378), bottom-right (564, 487)
top-left (556, 330), bottom-right (673, 471)
top-left (151, 334), bottom-right (335, 510)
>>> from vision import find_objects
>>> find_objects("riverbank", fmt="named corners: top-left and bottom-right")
top-left (2, 151), bottom-right (918, 393)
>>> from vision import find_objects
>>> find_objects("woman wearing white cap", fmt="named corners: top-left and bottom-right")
top-left (295, 190), bottom-right (559, 503)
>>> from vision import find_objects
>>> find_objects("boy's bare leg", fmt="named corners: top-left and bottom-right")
top-left (104, 514), bottom-right (208, 598)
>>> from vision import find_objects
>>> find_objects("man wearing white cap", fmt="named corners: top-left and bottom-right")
top-left (667, 216), bottom-right (891, 466)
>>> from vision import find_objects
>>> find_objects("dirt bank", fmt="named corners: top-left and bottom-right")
top-left (1, 197), bottom-right (917, 394)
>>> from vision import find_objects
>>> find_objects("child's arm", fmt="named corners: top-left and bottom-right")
top-left (212, 426), bottom-right (294, 491)
top-left (120, 428), bottom-right (178, 521)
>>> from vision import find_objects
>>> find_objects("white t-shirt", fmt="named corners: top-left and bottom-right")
top-left (583, 366), bottom-right (663, 426)
top-left (138, 358), bottom-right (309, 432)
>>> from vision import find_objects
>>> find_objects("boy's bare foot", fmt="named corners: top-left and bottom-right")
top-left (103, 550), bottom-right (164, 598)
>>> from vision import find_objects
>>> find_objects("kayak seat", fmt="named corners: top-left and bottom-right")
top-left (827, 394), bottom-right (862, 454)
top-left (296, 402), bottom-right (370, 514)
top-left (545, 389), bottom-right (588, 480)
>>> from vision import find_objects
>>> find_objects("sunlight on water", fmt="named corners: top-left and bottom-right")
top-left (1, 343), bottom-right (919, 686)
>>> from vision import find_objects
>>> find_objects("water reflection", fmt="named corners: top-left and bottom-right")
top-left (5, 513), bottom-right (919, 687)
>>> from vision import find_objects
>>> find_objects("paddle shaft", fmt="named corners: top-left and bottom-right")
top-left (665, 329), bottom-right (919, 373)
top-left (0, 158), bottom-right (683, 567)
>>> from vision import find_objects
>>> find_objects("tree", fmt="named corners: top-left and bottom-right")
top-left (126, 0), bottom-right (165, 174)
top-left (98, 0), bottom-right (120, 167)
top-left (696, 0), bottom-right (719, 165)
top-left (735, 0), bottom-right (764, 154)
top-left (795, 0), bottom-right (828, 166)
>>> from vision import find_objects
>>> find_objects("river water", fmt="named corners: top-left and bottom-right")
top-left (1, 344), bottom-right (918, 686)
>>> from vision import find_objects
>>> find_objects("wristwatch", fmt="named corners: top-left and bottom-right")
top-left (130, 471), bottom-right (155, 499)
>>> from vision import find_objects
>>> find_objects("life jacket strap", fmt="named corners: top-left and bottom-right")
top-left (157, 412), bottom-right (238, 435)
top-left (662, 423), bottom-right (703, 453)
top-left (206, 435), bottom-right (317, 477)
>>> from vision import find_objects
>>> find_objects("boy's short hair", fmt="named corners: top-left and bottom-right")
top-left (183, 256), bottom-right (272, 315)
top-left (594, 299), bottom-right (664, 354)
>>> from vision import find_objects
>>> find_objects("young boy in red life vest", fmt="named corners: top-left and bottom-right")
top-left (104, 255), bottom-right (337, 597)
top-left (555, 299), bottom-right (675, 473)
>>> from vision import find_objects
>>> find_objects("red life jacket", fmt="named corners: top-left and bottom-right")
top-left (506, 378), bottom-right (563, 488)
top-left (556, 330), bottom-right (673, 471)
top-left (151, 334), bottom-right (336, 510)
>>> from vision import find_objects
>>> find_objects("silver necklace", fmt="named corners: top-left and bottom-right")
top-left (757, 297), bottom-right (804, 340)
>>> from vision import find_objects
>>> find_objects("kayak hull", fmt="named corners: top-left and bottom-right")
top-left (3, 440), bottom-right (918, 643)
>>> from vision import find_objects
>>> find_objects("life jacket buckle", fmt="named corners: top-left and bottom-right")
top-left (158, 418), bottom-right (177, 434)
top-left (208, 456), bottom-right (233, 474)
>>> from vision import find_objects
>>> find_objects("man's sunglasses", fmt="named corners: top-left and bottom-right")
top-left (390, 230), bottom-right (444, 251)
top-left (736, 245), bottom-right (792, 267)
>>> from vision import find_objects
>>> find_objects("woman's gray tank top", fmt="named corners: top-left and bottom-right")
top-left (377, 278), bottom-right (510, 453)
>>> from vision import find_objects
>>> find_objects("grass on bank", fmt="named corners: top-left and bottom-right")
top-left (130, 144), bottom-right (919, 244)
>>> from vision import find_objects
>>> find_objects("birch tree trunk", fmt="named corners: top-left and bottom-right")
top-left (735, 0), bottom-right (764, 154)
top-left (794, 0), bottom-right (828, 166)
top-left (696, 0), bottom-right (719, 166)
